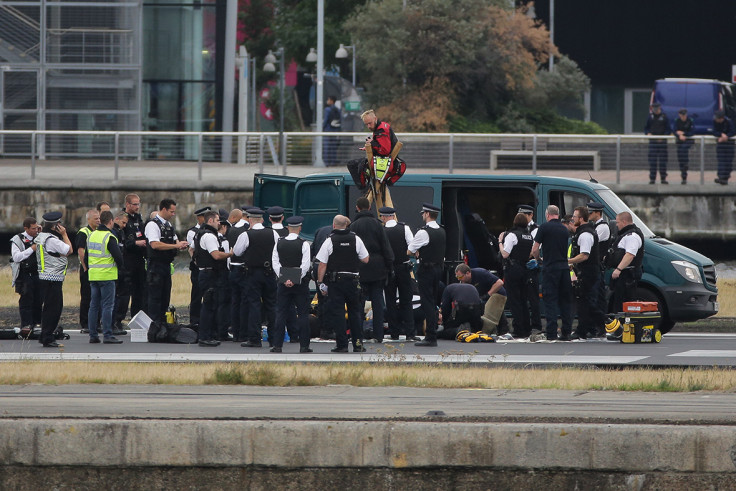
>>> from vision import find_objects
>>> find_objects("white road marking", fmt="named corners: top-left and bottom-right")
top-left (668, 350), bottom-right (736, 358)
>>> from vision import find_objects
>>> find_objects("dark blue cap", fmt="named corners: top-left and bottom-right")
top-left (42, 211), bottom-right (63, 223)
top-left (267, 206), bottom-right (284, 217)
top-left (240, 205), bottom-right (254, 212)
top-left (286, 216), bottom-right (304, 227)
top-left (517, 204), bottom-right (534, 214)
top-left (420, 202), bottom-right (440, 213)
top-left (378, 206), bottom-right (396, 216)
top-left (194, 206), bottom-right (212, 216)
top-left (246, 207), bottom-right (264, 217)
top-left (587, 201), bottom-right (605, 211)
top-left (219, 209), bottom-right (229, 223)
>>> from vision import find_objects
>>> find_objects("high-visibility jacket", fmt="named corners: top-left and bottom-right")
top-left (87, 229), bottom-right (118, 281)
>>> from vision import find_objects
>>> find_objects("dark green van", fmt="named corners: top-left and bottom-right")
top-left (254, 172), bottom-right (718, 333)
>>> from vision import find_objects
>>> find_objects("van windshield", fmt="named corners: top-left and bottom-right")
top-left (597, 189), bottom-right (655, 238)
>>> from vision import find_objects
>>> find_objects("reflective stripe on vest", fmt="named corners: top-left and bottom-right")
top-left (87, 230), bottom-right (117, 281)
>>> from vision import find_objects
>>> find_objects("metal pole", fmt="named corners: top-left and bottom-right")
top-left (251, 58), bottom-right (257, 132)
top-left (31, 132), bottom-right (36, 180)
top-left (114, 132), bottom-right (120, 180)
top-left (548, 0), bottom-right (554, 71)
top-left (532, 134), bottom-right (537, 175)
top-left (448, 134), bottom-right (454, 174)
top-left (258, 133), bottom-right (265, 174)
top-left (279, 48), bottom-right (285, 170)
top-left (700, 135), bottom-right (705, 185)
top-left (616, 135), bottom-right (621, 184)
top-left (198, 133), bottom-right (203, 181)
top-left (221, 0), bottom-right (238, 163)
top-left (237, 45), bottom-right (248, 165)
top-left (315, 0), bottom-right (325, 167)
top-left (282, 133), bottom-right (288, 176)
top-left (351, 45), bottom-right (356, 87)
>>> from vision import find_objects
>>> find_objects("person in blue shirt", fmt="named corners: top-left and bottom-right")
top-left (322, 96), bottom-right (342, 167)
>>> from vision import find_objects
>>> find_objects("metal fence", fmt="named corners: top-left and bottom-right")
top-left (0, 130), bottom-right (731, 184)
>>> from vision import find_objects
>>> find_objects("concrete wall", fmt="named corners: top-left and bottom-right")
top-left (0, 420), bottom-right (735, 490)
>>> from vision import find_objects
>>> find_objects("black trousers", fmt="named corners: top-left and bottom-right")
top-left (39, 279), bottom-right (64, 345)
top-left (146, 261), bottom-right (172, 324)
top-left (438, 304), bottom-right (483, 339)
top-left (246, 268), bottom-right (277, 344)
top-left (541, 267), bottom-right (574, 339)
top-left (197, 269), bottom-right (218, 342)
top-left (79, 268), bottom-right (91, 329)
top-left (676, 142), bottom-right (692, 180)
top-left (116, 259), bottom-right (147, 322)
top-left (611, 269), bottom-right (639, 314)
top-left (384, 263), bottom-right (414, 338)
top-left (648, 142), bottom-right (668, 181)
top-left (504, 264), bottom-right (531, 338)
top-left (574, 268), bottom-right (606, 338)
top-left (325, 276), bottom-right (363, 349)
top-left (361, 279), bottom-right (385, 340)
top-left (189, 266), bottom-right (201, 325)
top-left (16, 272), bottom-right (42, 327)
top-left (716, 143), bottom-right (735, 181)
top-left (416, 264), bottom-right (441, 341)
top-left (525, 268), bottom-right (542, 331)
top-left (215, 269), bottom-right (230, 340)
top-left (274, 281), bottom-right (310, 348)
top-left (229, 267), bottom-right (250, 342)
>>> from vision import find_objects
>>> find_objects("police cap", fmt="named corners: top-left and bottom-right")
top-left (42, 211), bottom-right (63, 224)
top-left (378, 206), bottom-right (396, 216)
top-left (286, 215), bottom-right (304, 227)
top-left (650, 102), bottom-right (661, 109)
top-left (194, 206), bottom-right (212, 216)
top-left (517, 204), bottom-right (534, 214)
top-left (218, 209), bottom-right (229, 223)
top-left (586, 201), bottom-right (605, 212)
top-left (246, 207), bottom-right (264, 218)
top-left (714, 109), bottom-right (726, 119)
top-left (420, 202), bottom-right (440, 214)
top-left (678, 108), bottom-right (688, 115)
top-left (266, 206), bottom-right (284, 218)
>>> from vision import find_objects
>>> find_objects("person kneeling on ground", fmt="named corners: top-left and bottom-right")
top-left (436, 279), bottom-right (483, 340)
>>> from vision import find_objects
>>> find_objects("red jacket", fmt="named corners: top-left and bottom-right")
top-left (370, 120), bottom-right (397, 157)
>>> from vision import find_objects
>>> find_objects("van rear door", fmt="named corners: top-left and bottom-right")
top-left (293, 176), bottom-right (346, 240)
top-left (254, 174), bottom-right (298, 214)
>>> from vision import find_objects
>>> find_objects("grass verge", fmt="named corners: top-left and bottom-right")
top-left (0, 362), bottom-right (735, 392)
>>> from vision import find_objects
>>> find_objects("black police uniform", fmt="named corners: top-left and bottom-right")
top-left (712, 115), bottom-right (735, 183)
top-left (673, 115), bottom-right (694, 181)
top-left (311, 224), bottom-right (334, 338)
top-left (608, 224), bottom-right (645, 314)
top-left (645, 109), bottom-right (670, 183)
top-left (384, 220), bottom-right (415, 339)
top-left (323, 229), bottom-right (364, 351)
top-left (10, 231), bottom-right (41, 327)
top-left (535, 218), bottom-right (574, 340)
top-left (193, 223), bottom-right (226, 344)
top-left (227, 221), bottom-right (250, 342)
top-left (273, 229), bottom-right (311, 351)
top-left (503, 227), bottom-right (534, 338)
top-left (117, 211), bottom-right (147, 323)
top-left (242, 226), bottom-right (278, 346)
top-left (145, 217), bottom-right (178, 323)
top-left (570, 222), bottom-right (605, 338)
top-left (524, 221), bottom-right (543, 332)
top-left (415, 222), bottom-right (446, 344)
top-left (187, 223), bottom-right (202, 325)
top-left (350, 209), bottom-right (394, 342)
top-left (110, 223), bottom-right (127, 335)
top-left (438, 282), bottom-right (483, 339)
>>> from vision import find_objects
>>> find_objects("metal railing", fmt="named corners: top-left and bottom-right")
top-left (0, 130), bottom-right (730, 184)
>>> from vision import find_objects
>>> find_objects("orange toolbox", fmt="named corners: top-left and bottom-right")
top-left (623, 301), bottom-right (658, 313)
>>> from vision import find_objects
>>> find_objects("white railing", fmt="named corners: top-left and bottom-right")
top-left (0, 130), bottom-right (729, 184)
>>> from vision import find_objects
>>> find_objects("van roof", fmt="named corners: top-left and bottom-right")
top-left (304, 172), bottom-right (610, 190)
top-left (658, 78), bottom-right (729, 85)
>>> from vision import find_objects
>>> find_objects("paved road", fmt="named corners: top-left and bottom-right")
top-left (1, 331), bottom-right (734, 366)
top-left (0, 385), bottom-right (733, 423)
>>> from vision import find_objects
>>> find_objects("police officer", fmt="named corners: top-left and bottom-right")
top-left (111, 211), bottom-right (129, 336)
top-left (498, 213), bottom-right (533, 338)
top-left (587, 201), bottom-right (611, 318)
top-left (227, 208), bottom-right (251, 342)
top-left (193, 211), bottom-right (233, 347)
top-left (712, 109), bottom-right (735, 185)
top-left (350, 197), bottom-right (394, 343)
top-left (673, 108), bottom-right (694, 184)
top-left (316, 215), bottom-right (370, 353)
top-left (645, 102), bottom-right (671, 185)
top-left (532, 205), bottom-right (574, 341)
top-left (10, 217), bottom-right (42, 330)
top-left (455, 264), bottom-right (509, 335)
top-left (271, 216), bottom-right (313, 353)
top-left (409, 203), bottom-right (445, 347)
top-left (438, 277), bottom-right (484, 339)
top-left (145, 198), bottom-right (189, 323)
top-left (312, 222), bottom-right (336, 339)
top-left (87, 210), bottom-right (125, 344)
top-left (186, 206), bottom-right (212, 326)
top-left (34, 212), bottom-right (73, 348)
top-left (568, 206), bottom-right (605, 339)
top-left (268, 206), bottom-right (289, 237)
top-left (233, 208), bottom-right (280, 348)
top-left (215, 209), bottom-right (233, 340)
top-left (517, 204), bottom-right (542, 333)
top-left (118, 194), bottom-right (148, 324)
top-left (379, 206), bottom-right (416, 341)
top-left (77, 209), bottom-right (100, 334)
top-left (609, 211), bottom-right (644, 313)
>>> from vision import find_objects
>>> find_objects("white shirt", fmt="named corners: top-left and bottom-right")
top-left (528, 221), bottom-right (538, 239)
top-left (272, 233), bottom-right (312, 279)
top-left (502, 233), bottom-right (518, 253)
top-left (385, 219), bottom-right (414, 246)
top-left (618, 233), bottom-right (643, 256)
top-left (407, 221), bottom-right (439, 253)
top-left (11, 232), bottom-right (36, 264)
top-left (145, 215), bottom-right (178, 243)
top-left (315, 231), bottom-right (369, 264)
top-left (576, 230), bottom-right (595, 255)
top-left (595, 219), bottom-right (611, 242)
top-left (199, 232), bottom-right (220, 254)
top-left (187, 223), bottom-right (200, 249)
top-left (272, 222), bottom-right (284, 231)
top-left (235, 219), bottom-right (248, 228)
top-left (232, 223), bottom-right (280, 256)
top-left (41, 235), bottom-right (71, 255)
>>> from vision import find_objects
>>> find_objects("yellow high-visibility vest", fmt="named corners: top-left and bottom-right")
top-left (87, 230), bottom-right (117, 281)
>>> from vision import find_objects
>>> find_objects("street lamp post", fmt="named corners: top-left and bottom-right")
top-left (335, 43), bottom-right (356, 87)
top-left (264, 48), bottom-right (285, 168)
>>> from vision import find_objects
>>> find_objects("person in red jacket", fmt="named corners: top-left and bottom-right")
top-left (361, 110), bottom-right (397, 157)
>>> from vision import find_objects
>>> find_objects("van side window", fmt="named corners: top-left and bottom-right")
top-left (549, 190), bottom-right (597, 218)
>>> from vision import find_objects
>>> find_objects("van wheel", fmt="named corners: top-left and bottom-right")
top-left (633, 286), bottom-right (674, 334)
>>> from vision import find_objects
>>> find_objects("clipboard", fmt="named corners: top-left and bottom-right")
top-left (278, 267), bottom-right (302, 285)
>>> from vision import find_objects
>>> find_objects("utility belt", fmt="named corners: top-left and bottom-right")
top-left (393, 260), bottom-right (413, 271)
top-left (417, 261), bottom-right (440, 268)
top-left (504, 258), bottom-right (525, 268)
top-left (325, 271), bottom-right (359, 282)
top-left (452, 303), bottom-right (482, 318)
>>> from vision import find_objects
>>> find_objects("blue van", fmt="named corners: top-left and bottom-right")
top-left (254, 172), bottom-right (719, 334)
top-left (651, 78), bottom-right (736, 134)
